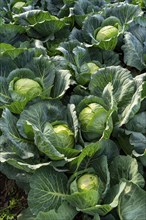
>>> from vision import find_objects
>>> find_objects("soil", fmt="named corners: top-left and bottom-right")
top-left (0, 172), bottom-right (28, 220)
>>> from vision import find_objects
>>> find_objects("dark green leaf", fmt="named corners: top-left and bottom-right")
top-left (118, 183), bottom-right (146, 220)
top-left (28, 166), bottom-right (68, 215)
top-left (89, 66), bottom-right (135, 115)
top-left (36, 202), bottom-right (77, 220)
top-left (0, 109), bottom-right (36, 159)
top-left (122, 32), bottom-right (146, 71)
top-left (104, 3), bottom-right (143, 26)
top-left (109, 155), bottom-right (145, 187)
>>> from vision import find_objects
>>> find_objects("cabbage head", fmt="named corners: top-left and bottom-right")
top-left (80, 62), bottom-right (100, 75)
top-left (77, 173), bottom-right (99, 192)
top-left (95, 25), bottom-right (119, 50)
top-left (53, 124), bottom-right (75, 149)
top-left (69, 172), bottom-right (101, 208)
top-left (14, 78), bottom-right (42, 96)
top-left (79, 103), bottom-right (113, 141)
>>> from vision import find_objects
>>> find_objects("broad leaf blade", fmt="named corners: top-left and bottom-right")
top-left (36, 202), bottom-right (77, 220)
top-left (17, 208), bottom-right (35, 220)
top-left (89, 66), bottom-right (135, 114)
top-left (118, 82), bottom-right (144, 126)
top-left (118, 183), bottom-right (146, 220)
top-left (109, 155), bottom-right (145, 188)
top-left (66, 190), bottom-right (99, 210)
top-left (28, 166), bottom-right (68, 215)
top-left (51, 69), bottom-right (71, 98)
top-left (104, 3), bottom-right (143, 26)
top-left (0, 109), bottom-right (36, 159)
top-left (122, 32), bottom-right (146, 71)
top-left (0, 23), bottom-right (26, 45)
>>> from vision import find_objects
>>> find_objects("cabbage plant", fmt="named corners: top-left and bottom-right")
top-left (3, 100), bottom-right (79, 160)
top-left (58, 41), bottom-right (121, 86)
top-left (80, 14), bottom-right (122, 50)
top-left (0, 55), bottom-right (71, 114)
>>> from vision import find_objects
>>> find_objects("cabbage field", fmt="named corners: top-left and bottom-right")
top-left (0, 0), bottom-right (146, 219)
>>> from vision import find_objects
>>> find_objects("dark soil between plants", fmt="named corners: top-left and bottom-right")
top-left (0, 172), bottom-right (27, 220)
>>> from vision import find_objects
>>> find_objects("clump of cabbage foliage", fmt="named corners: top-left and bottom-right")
top-left (0, 1), bottom-right (146, 220)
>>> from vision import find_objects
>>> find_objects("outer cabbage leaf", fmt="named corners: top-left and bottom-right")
top-left (0, 48), bottom-right (45, 81)
top-left (0, 133), bottom-right (67, 174)
top-left (0, 56), bottom-right (18, 78)
top-left (0, 0), bottom-right (14, 22)
top-left (114, 109), bottom-right (146, 155)
top-left (129, 132), bottom-right (146, 152)
top-left (0, 153), bottom-right (52, 173)
top-left (104, 3), bottom-right (143, 26)
top-left (38, 0), bottom-right (64, 16)
top-left (0, 109), bottom-right (36, 159)
top-left (109, 155), bottom-right (145, 188)
top-left (82, 14), bottom-right (104, 43)
top-left (118, 183), bottom-right (146, 220)
top-left (0, 77), bottom-right (11, 107)
top-left (28, 166), bottom-right (68, 215)
top-left (101, 214), bottom-right (116, 220)
top-left (128, 19), bottom-right (146, 42)
top-left (26, 56), bottom-right (71, 99)
top-left (118, 79), bottom-right (145, 126)
top-left (14, 10), bottom-right (72, 39)
top-left (0, 43), bottom-right (26, 59)
top-left (133, 150), bottom-right (146, 167)
top-left (69, 27), bottom-right (84, 42)
top-left (0, 23), bottom-right (26, 45)
top-left (125, 111), bottom-right (146, 134)
top-left (122, 32), bottom-right (146, 71)
top-left (134, 16), bottom-right (146, 27)
top-left (38, 0), bottom-right (74, 19)
top-left (50, 69), bottom-right (71, 98)
top-left (92, 156), bottom-right (110, 198)
top-left (14, 10), bottom-right (52, 25)
top-left (72, 139), bottom-right (119, 171)
top-left (58, 40), bottom-right (81, 64)
top-left (35, 202), bottom-right (77, 220)
top-left (89, 66), bottom-right (136, 120)
top-left (73, 0), bottom-right (105, 27)
top-left (17, 208), bottom-right (35, 220)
